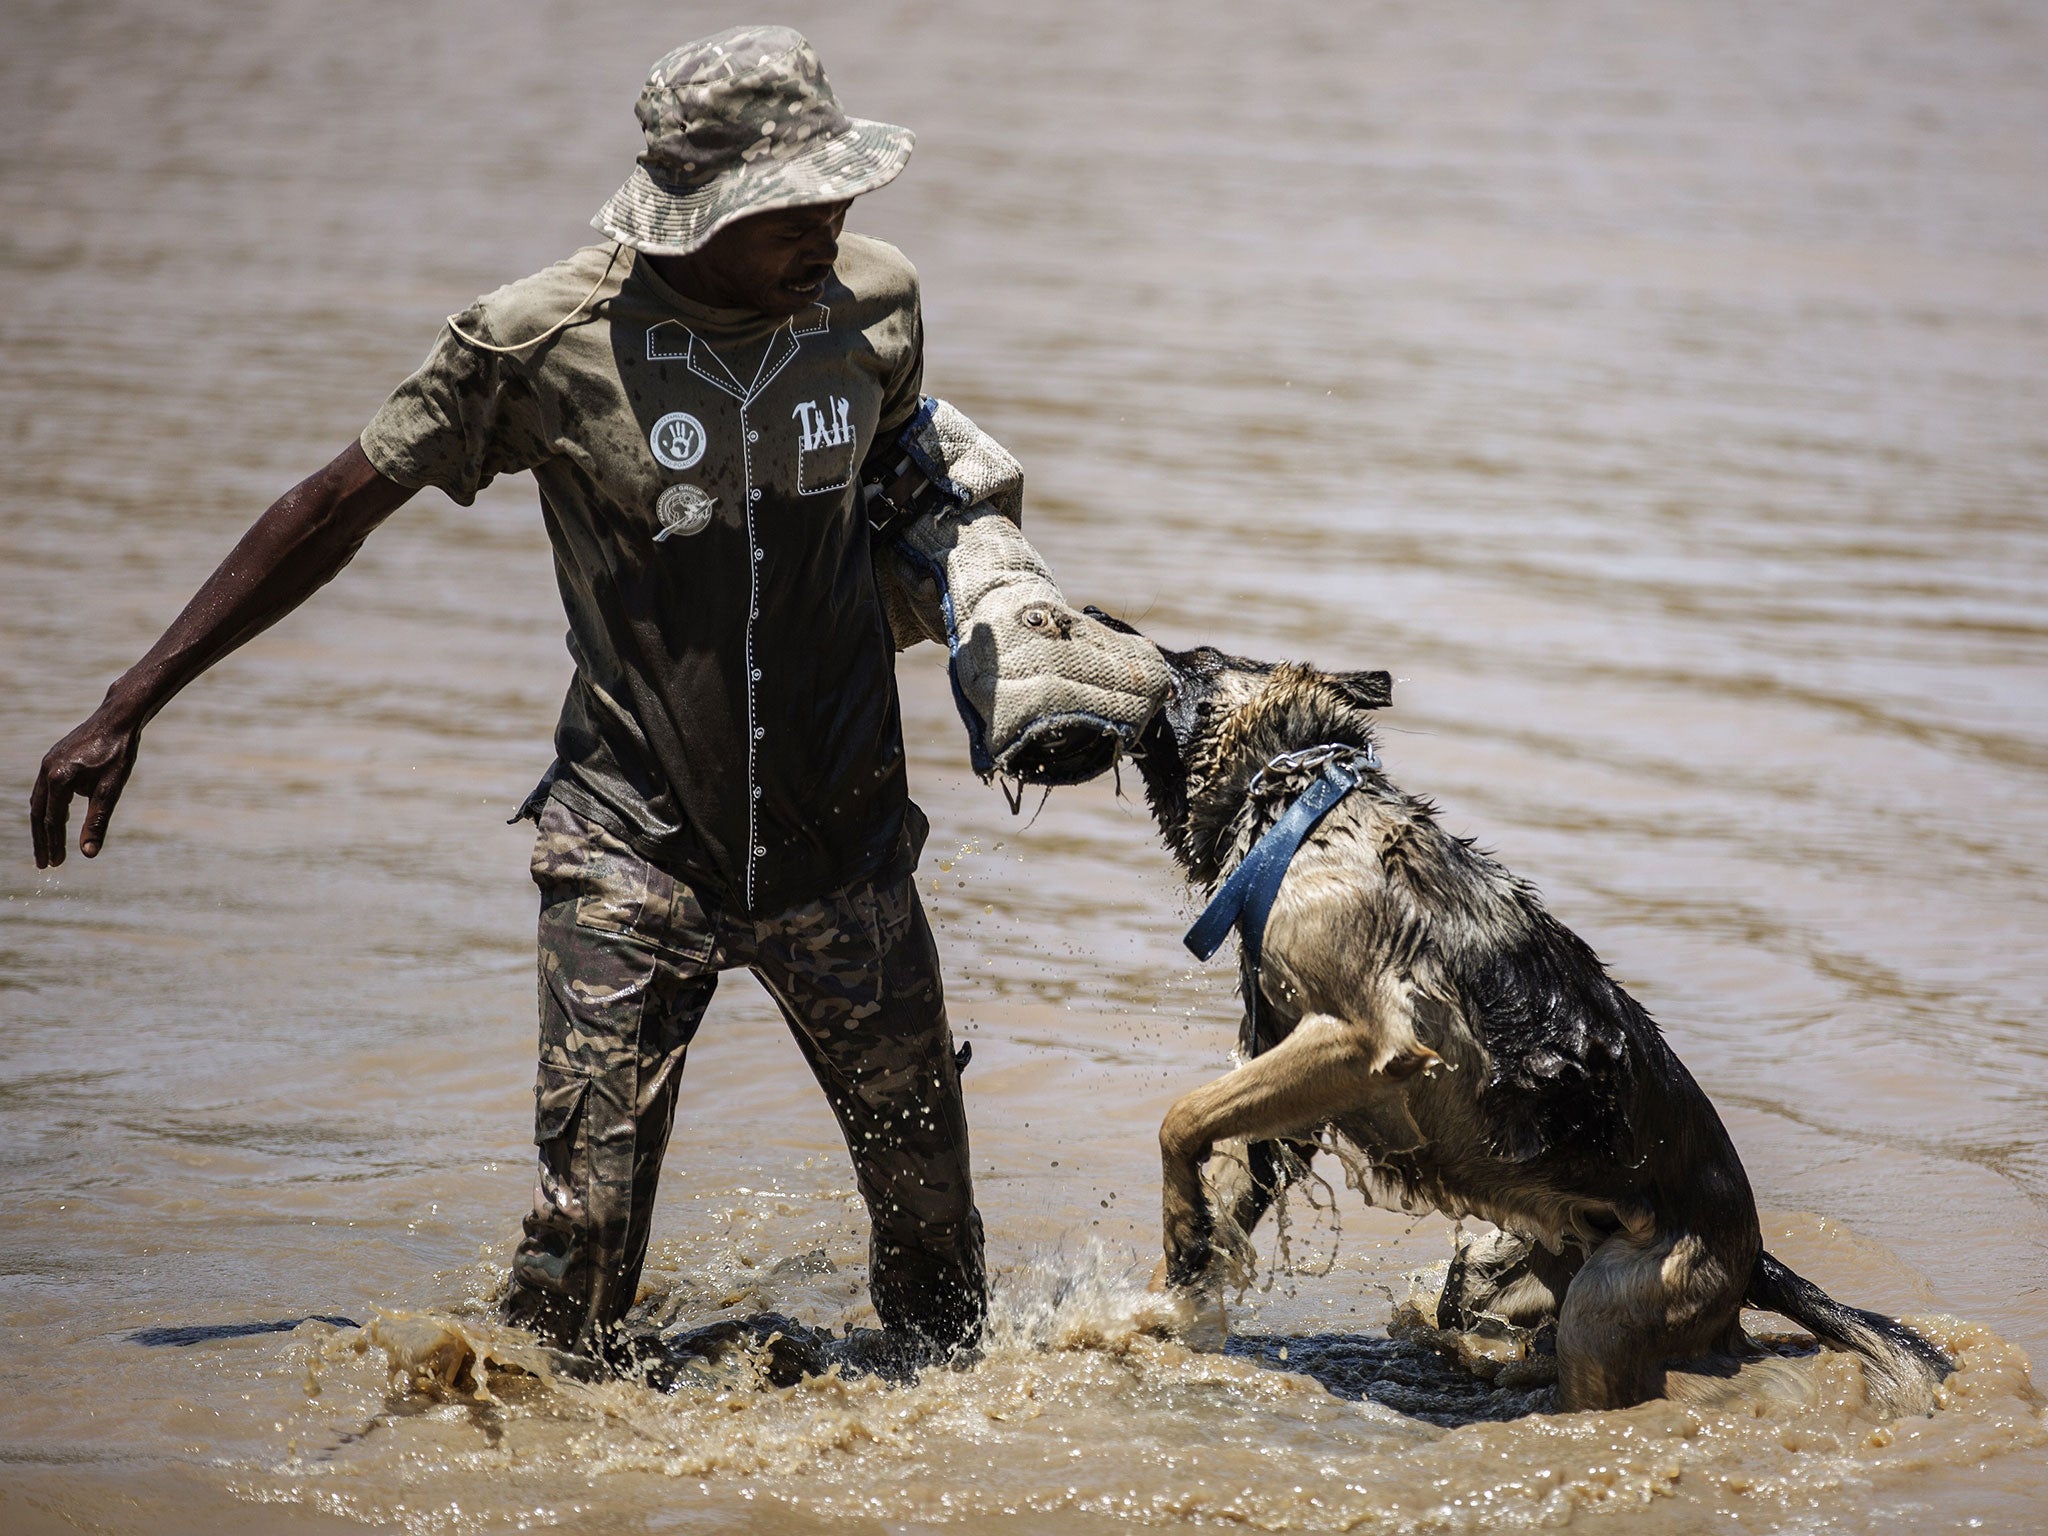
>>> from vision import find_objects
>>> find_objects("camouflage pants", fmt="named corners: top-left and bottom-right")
top-left (502, 798), bottom-right (985, 1354)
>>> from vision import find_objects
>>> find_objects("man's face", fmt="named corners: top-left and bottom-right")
top-left (652, 200), bottom-right (851, 317)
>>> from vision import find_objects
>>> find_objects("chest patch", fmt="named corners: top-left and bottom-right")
top-left (650, 411), bottom-right (708, 471)
top-left (793, 396), bottom-right (856, 494)
top-left (654, 482), bottom-right (716, 541)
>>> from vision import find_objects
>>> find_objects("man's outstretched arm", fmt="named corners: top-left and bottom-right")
top-left (31, 441), bottom-right (418, 868)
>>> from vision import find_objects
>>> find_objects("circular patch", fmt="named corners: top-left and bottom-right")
top-left (653, 482), bottom-right (716, 542)
top-left (649, 411), bottom-right (707, 470)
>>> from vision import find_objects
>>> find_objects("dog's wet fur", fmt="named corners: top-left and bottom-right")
top-left (1098, 617), bottom-right (1952, 1415)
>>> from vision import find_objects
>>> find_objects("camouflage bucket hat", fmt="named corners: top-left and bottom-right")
top-left (593, 26), bottom-right (913, 256)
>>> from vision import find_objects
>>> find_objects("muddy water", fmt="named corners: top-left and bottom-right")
top-left (4, 1), bottom-right (2047, 1530)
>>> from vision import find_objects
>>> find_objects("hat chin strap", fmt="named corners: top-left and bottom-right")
top-left (444, 243), bottom-right (624, 356)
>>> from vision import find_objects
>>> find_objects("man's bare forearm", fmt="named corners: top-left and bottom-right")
top-left (103, 441), bottom-right (416, 728)
top-left (32, 440), bottom-right (418, 866)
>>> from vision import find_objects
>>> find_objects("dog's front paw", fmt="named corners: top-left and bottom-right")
top-left (1142, 1256), bottom-right (1229, 1351)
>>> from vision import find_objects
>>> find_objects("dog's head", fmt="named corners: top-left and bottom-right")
top-left (1085, 608), bottom-right (1393, 878)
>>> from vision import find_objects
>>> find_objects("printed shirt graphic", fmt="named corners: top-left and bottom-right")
top-left (793, 395), bottom-right (857, 493)
top-left (359, 235), bottom-right (925, 911)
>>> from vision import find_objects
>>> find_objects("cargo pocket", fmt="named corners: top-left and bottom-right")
top-left (536, 804), bottom-right (720, 970)
top-left (627, 866), bottom-right (719, 972)
top-left (573, 879), bottom-right (651, 938)
top-left (567, 842), bottom-right (652, 939)
top-left (530, 799), bottom-right (645, 927)
top-left (532, 1063), bottom-right (593, 1229)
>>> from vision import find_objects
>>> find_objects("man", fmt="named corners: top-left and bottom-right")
top-left (32, 27), bottom-right (984, 1359)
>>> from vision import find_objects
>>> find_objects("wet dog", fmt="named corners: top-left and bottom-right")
top-left (1100, 619), bottom-right (1952, 1415)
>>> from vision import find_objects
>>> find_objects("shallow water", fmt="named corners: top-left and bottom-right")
top-left (3, 1), bottom-right (2046, 1531)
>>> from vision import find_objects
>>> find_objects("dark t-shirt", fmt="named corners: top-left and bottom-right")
top-left (361, 236), bottom-right (925, 912)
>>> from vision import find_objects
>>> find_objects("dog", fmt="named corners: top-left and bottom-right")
top-left (1096, 618), bottom-right (1952, 1415)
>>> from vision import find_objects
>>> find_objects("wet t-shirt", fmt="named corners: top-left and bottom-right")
top-left (360, 237), bottom-right (924, 912)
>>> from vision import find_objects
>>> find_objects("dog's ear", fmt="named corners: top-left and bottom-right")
top-left (1332, 669), bottom-right (1394, 709)
top-left (1082, 604), bottom-right (1143, 637)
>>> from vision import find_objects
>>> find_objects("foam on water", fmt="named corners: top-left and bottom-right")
top-left (239, 1241), bottom-right (2043, 1534)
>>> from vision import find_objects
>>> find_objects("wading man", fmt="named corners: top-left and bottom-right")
top-left (31, 28), bottom-right (987, 1360)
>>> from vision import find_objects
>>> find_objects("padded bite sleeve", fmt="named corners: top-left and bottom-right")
top-left (869, 399), bottom-right (1171, 786)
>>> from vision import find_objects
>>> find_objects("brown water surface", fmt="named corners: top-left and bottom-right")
top-left (4, 2), bottom-right (2046, 1531)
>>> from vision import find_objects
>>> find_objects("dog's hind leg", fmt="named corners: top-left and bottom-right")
top-left (1159, 1012), bottom-right (1388, 1289)
top-left (1555, 1225), bottom-right (1747, 1411)
top-left (1554, 1230), bottom-right (1672, 1409)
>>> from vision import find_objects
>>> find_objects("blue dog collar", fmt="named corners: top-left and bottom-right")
top-left (1183, 746), bottom-right (1376, 972)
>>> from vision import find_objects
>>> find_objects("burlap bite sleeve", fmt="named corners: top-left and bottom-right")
top-left (869, 399), bottom-right (1170, 785)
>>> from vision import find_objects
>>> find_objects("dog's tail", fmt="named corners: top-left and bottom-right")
top-left (1748, 1249), bottom-right (1952, 1417)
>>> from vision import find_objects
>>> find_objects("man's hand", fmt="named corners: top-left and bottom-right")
top-left (28, 440), bottom-right (416, 870)
top-left (32, 706), bottom-right (142, 867)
